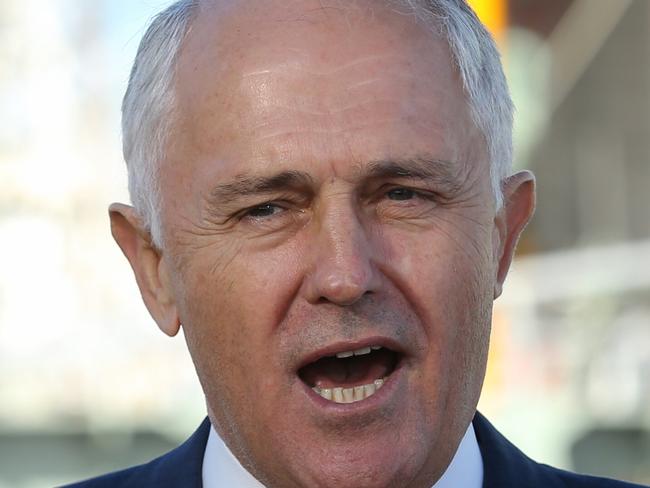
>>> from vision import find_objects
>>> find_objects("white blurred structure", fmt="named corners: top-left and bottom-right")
top-left (0, 0), bottom-right (205, 436)
top-left (482, 240), bottom-right (650, 470)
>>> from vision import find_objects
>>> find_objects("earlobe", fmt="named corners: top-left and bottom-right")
top-left (109, 203), bottom-right (181, 337)
top-left (493, 171), bottom-right (536, 299)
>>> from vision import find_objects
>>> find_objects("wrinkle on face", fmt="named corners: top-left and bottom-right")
top-left (240, 54), bottom-right (398, 78)
top-left (169, 214), bottom-right (244, 277)
top-left (237, 71), bottom-right (450, 134)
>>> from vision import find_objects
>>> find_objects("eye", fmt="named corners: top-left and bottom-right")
top-left (386, 187), bottom-right (417, 201)
top-left (374, 185), bottom-right (438, 221)
top-left (244, 203), bottom-right (284, 219)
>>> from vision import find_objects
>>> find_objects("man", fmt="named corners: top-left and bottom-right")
top-left (66, 0), bottom-right (646, 487)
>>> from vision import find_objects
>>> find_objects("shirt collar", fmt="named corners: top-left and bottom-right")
top-left (202, 421), bottom-right (483, 488)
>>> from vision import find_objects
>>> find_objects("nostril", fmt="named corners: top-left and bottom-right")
top-left (316, 295), bottom-right (361, 306)
top-left (317, 290), bottom-right (371, 304)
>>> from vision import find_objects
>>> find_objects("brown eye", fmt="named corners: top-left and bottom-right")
top-left (386, 188), bottom-right (416, 201)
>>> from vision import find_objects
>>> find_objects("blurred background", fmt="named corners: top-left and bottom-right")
top-left (0, 0), bottom-right (648, 486)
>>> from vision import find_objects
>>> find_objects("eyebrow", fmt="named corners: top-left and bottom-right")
top-left (364, 157), bottom-right (462, 191)
top-left (208, 170), bottom-right (315, 204)
top-left (207, 156), bottom-right (461, 205)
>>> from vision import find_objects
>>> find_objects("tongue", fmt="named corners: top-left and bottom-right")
top-left (299, 350), bottom-right (395, 389)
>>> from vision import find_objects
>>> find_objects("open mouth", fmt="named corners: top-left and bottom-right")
top-left (298, 346), bottom-right (401, 404)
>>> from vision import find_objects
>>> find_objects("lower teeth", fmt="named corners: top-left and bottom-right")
top-left (312, 378), bottom-right (385, 404)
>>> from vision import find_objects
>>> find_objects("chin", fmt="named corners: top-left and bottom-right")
top-left (249, 421), bottom-right (444, 488)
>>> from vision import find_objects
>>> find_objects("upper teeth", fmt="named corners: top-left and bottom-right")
top-left (335, 345), bottom-right (382, 358)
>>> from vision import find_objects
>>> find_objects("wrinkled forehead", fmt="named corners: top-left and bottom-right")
top-left (174, 0), bottom-right (463, 119)
top-left (165, 0), bottom-right (479, 186)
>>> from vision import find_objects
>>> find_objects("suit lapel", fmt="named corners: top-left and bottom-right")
top-left (141, 417), bottom-right (211, 487)
top-left (473, 412), bottom-right (560, 488)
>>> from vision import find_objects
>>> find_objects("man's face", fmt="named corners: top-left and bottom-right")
top-left (152, 1), bottom-right (508, 486)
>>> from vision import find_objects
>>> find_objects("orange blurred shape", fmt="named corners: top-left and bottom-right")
top-left (467, 0), bottom-right (508, 45)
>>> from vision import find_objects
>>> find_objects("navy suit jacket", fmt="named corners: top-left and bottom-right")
top-left (63, 413), bottom-right (647, 487)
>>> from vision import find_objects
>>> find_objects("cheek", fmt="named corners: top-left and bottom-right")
top-left (382, 222), bottom-right (494, 361)
top-left (174, 238), bottom-right (307, 368)
top-left (386, 230), bottom-right (488, 309)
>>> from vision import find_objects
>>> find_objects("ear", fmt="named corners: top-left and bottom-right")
top-left (109, 203), bottom-right (181, 336)
top-left (493, 171), bottom-right (536, 299)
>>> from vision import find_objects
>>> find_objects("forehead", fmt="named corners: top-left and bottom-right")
top-left (169, 0), bottom-right (478, 181)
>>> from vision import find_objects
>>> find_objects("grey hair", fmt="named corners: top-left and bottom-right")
top-left (121, 0), bottom-right (513, 248)
top-left (419, 0), bottom-right (513, 206)
top-left (122, 0), bottom-right (199, 247)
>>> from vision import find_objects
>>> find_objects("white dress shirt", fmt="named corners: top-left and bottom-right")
top-left (202, 421), bottom-right (483, 488)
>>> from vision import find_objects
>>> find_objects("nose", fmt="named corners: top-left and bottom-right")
top-left (302, 203), bottom-right (381, 306)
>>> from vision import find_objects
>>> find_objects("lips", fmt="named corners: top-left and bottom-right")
top-left (297, 344), bottom-right (401, 404)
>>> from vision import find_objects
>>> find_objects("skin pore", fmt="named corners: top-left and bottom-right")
top-left (109, 1), bottom-right (535, 487)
